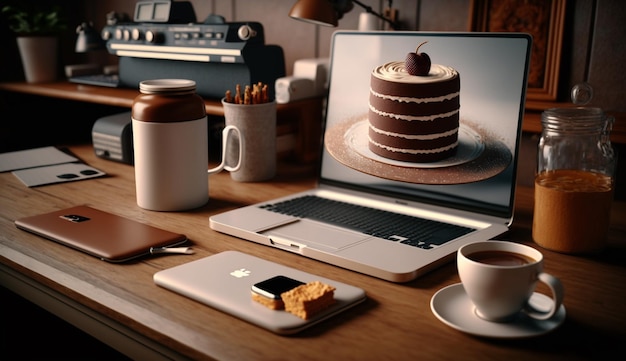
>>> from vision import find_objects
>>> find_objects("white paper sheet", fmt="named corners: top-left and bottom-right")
top-left (0, 146), bottom-right (78, 172)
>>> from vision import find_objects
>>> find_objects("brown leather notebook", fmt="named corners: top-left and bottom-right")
top-left (15, 205), bottom-right (188, 262)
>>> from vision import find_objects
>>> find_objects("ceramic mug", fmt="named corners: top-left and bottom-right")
top-left (133, 120), bottom-right (242, 211)
top-left (221, 98), bottom-right (276, 182)
top-left (457, 241), bottom-right (564, 322)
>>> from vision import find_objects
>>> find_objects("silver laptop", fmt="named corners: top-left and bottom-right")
top-left (210, 31), bottom-right (532, 282)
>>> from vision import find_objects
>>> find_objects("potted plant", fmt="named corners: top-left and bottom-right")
top-left (2, 4), bottom-right (67, 83)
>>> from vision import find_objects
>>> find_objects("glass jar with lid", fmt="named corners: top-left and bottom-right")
top-left (532, 84), bottom-right (616, 254)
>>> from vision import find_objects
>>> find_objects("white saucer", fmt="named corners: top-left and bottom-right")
top-left (430, 283), bottom-right (566, 338)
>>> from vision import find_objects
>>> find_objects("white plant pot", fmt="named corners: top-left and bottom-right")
top-left (17, 36), bottom-right (58, 83)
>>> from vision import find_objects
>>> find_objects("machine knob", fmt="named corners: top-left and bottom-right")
top-left (131, 28), bottom-right (142, 41)
top-left (114, 28), bottom-right (123, 40)
top-left (122, 29), bottom-right (130, 41)
top-left (101, 29), bottom-right (111, 41)
top-left (237, 25), bottom-right (256, 41)
top-left (145, 30), bottom-right (163, 44)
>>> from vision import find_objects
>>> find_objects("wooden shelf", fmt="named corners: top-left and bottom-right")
top-left (0, 81), bottom-right (301, 116)
top-left (0, 81), bottom-right (324, 162)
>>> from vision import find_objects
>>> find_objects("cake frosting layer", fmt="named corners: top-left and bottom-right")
top-left (368, 134), bottom-right (459, 162)
top-left (369, 94), bottom-right (459, 119)
top-left (368, 109), bottom-right (459, 134)
top-left (369, 127), bottom-right (457, 149)
top-left (371, 63), bottom-right (460, 96)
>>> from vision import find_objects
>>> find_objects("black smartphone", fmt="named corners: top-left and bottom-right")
top-left (251, 275), bottom-right (305, 299)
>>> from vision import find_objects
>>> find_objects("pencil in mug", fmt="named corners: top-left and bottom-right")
top-left (224, 82), bottom-right (270, 104)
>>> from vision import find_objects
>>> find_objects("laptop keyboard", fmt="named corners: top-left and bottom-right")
top-left (259, 195), bottom-right (475, 249)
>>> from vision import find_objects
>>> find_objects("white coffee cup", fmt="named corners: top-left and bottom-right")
top-left (457, 241), bottom-right (564, 322)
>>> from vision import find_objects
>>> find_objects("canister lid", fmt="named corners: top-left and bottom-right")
top-left (541, 106), bottom-right (612, 134)
top-left (543, 83), bottom-right (607, 124)
top-left (543, 106), bottom-right (605, 120)
top-left (139, 79), bottom-right (196, 94)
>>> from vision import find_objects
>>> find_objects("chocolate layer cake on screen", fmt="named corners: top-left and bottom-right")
top-left (368, 61), bottom-right (460, 163)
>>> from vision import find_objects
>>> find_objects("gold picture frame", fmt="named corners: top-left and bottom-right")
top-left (469, 0), bottom-right (566, 102)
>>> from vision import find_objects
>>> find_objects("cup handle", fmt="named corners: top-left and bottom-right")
top-left (523, 272), bottom-right (564, 320)
top-left (208, 125), bottom-right (244, 175)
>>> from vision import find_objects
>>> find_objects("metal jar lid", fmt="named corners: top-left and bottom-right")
top-left (139, 79), bottom-right (196, 94)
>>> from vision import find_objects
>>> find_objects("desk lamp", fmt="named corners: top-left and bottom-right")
top-left (66, 20), bottom-right (119, 86)
top-left (289, 0), bottom-right (399, 30)
top-left (65, 22), bottom-right (105, 79)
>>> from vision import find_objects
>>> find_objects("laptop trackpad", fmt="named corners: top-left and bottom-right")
top-left (262, 220), bottom-right (369, 251)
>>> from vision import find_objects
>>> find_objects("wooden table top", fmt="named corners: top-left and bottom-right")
top-left (1, 144), bottom-right (625, 360)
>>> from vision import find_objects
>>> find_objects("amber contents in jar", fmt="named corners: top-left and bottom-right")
top-left (533, 169), bottom-right (613, 254)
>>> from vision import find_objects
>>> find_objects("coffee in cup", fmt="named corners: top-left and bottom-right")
top-left (458, 241), bottom-right (564, 322)
top-left (466, 250), bottom-right (535, 266)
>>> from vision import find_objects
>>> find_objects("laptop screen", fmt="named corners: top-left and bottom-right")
top-left (320, 31), bottom-right (531, 220)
